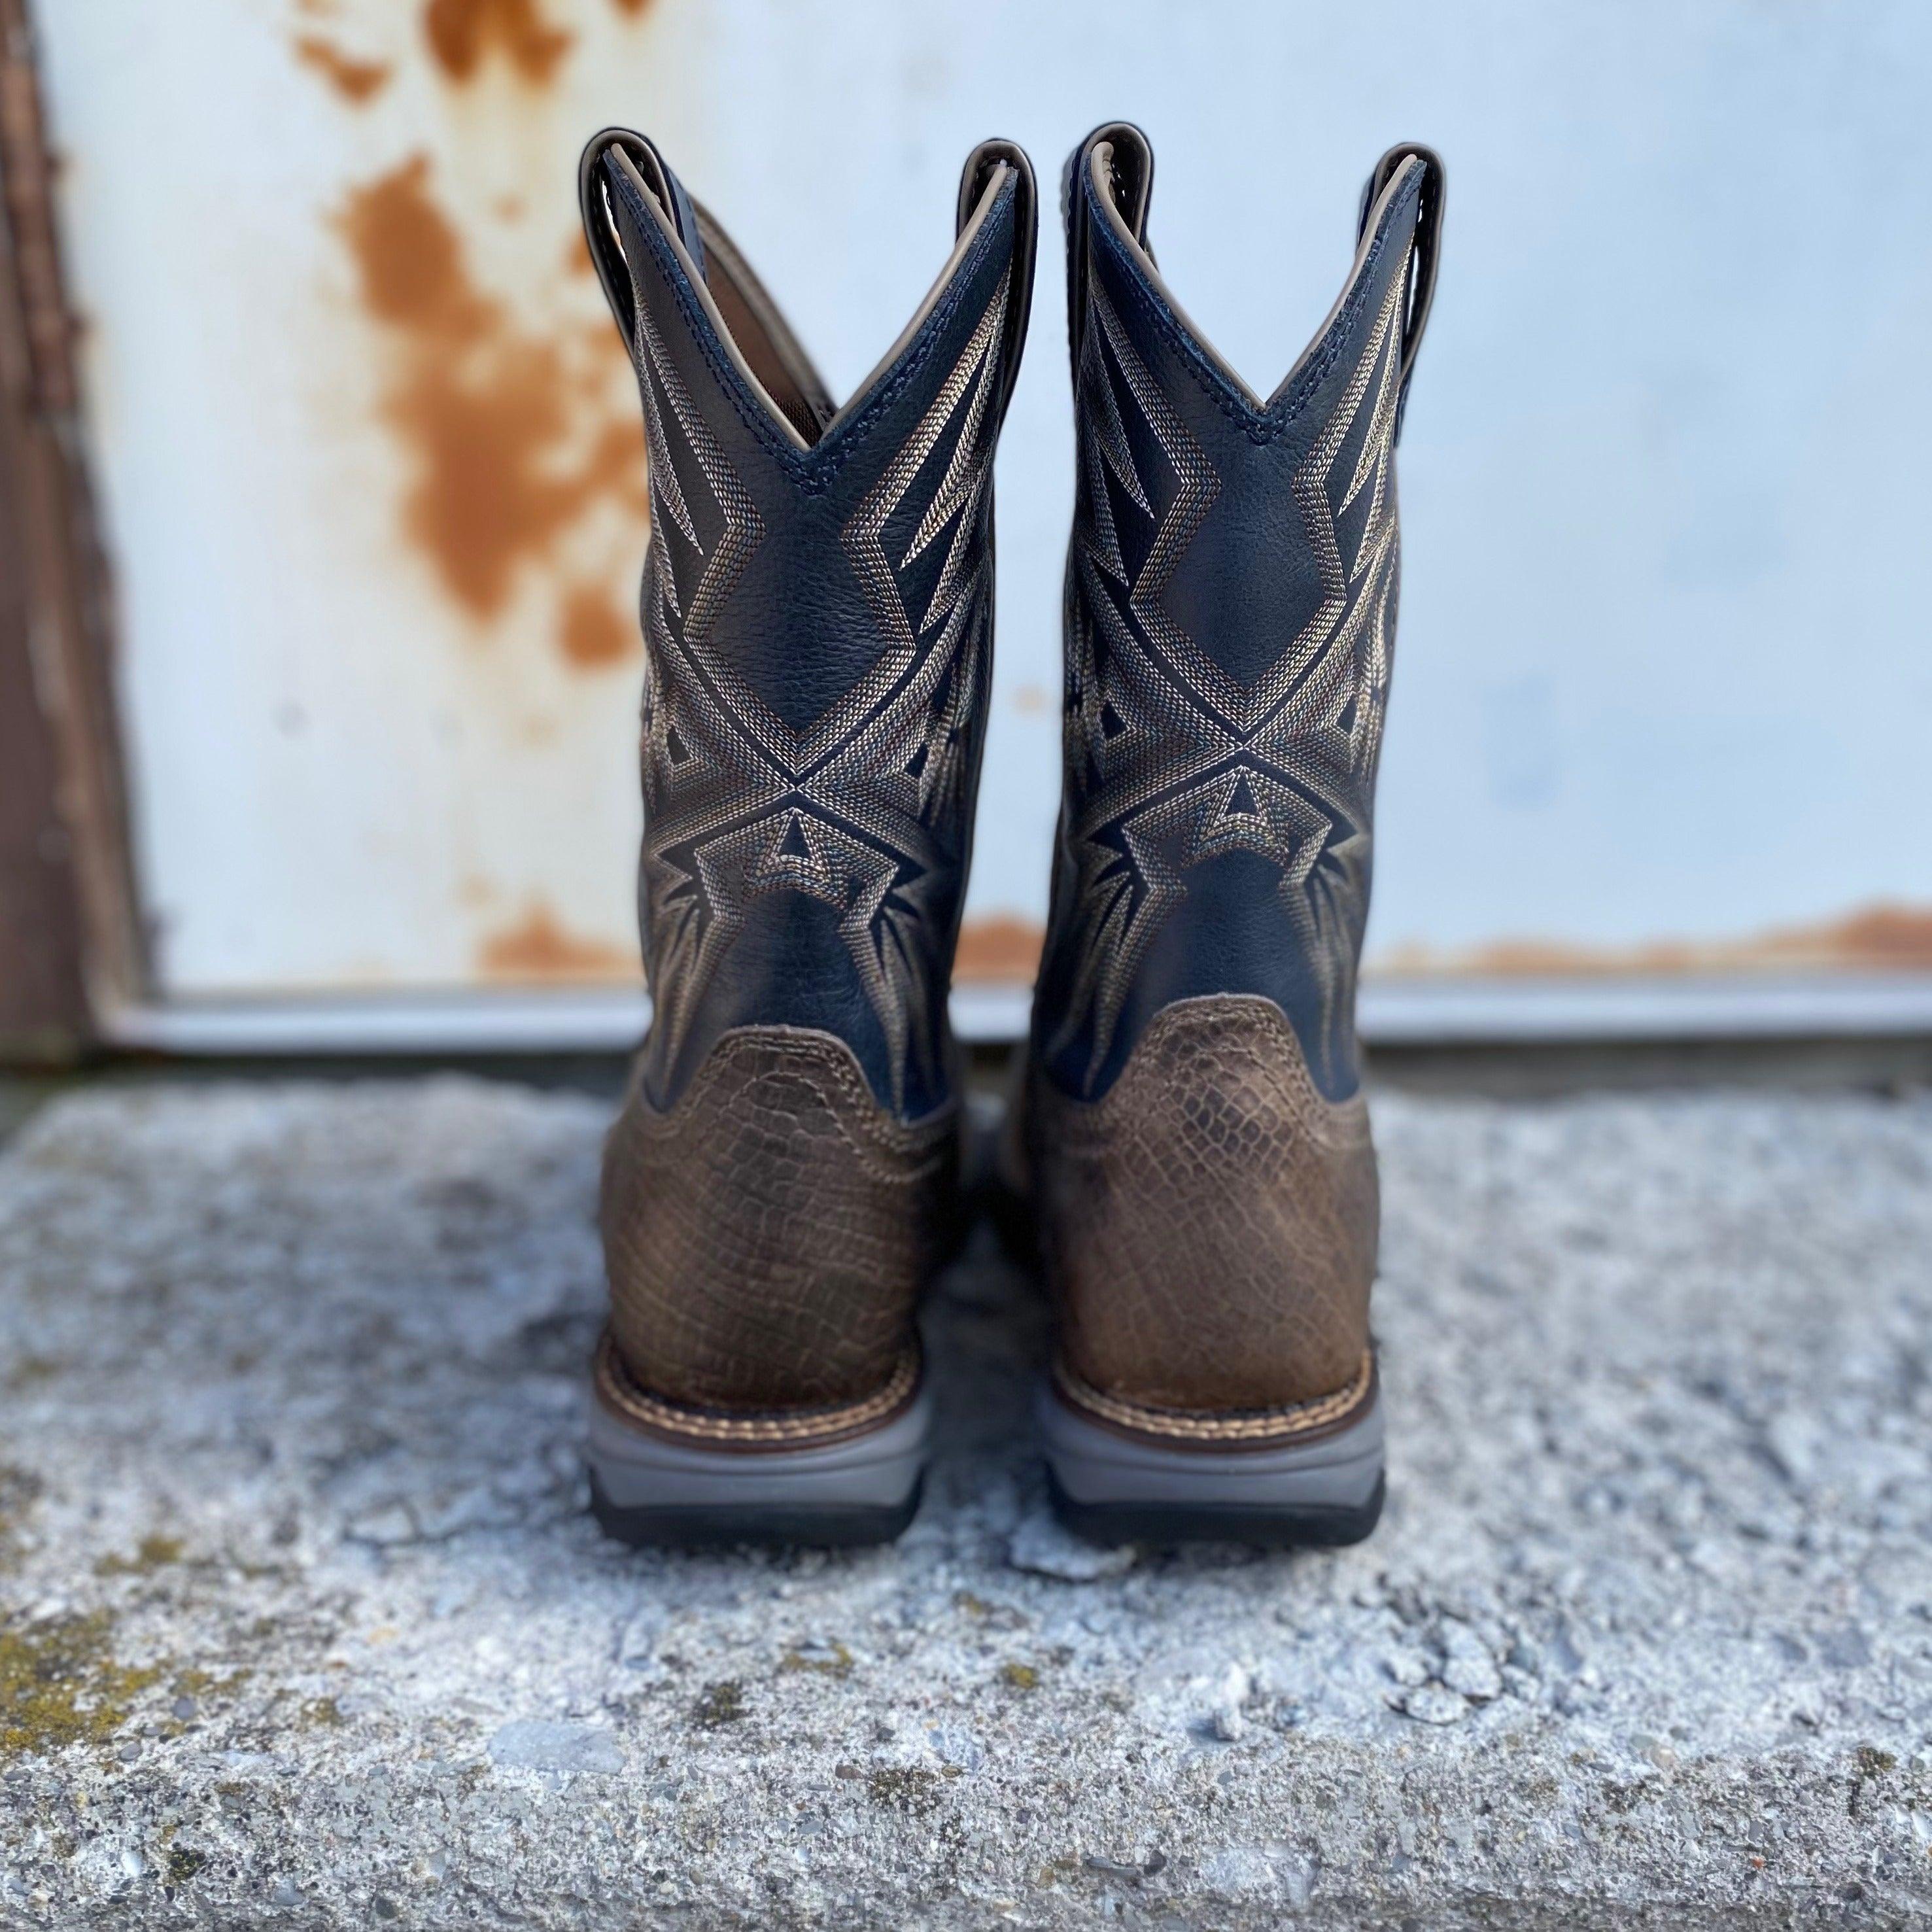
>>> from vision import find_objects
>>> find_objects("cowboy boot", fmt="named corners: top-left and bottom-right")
top-left (578, 128), bottom-right (1036, 1544)
top-left (1025, 124), bottom-right (1443, 1543)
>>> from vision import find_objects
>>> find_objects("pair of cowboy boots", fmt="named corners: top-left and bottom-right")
top-left (578, 120), bottom-right (1443, 1547)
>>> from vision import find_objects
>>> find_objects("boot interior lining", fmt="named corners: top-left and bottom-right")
top-left (691, 211), bottom-right (835, 443)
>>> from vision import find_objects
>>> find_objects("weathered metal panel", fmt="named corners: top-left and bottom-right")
top-left (35, 0), bottom-right (672, 995)
top-left (29, 0), bottom-right (1932, 1003)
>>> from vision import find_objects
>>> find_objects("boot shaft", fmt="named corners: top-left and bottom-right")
top-left (1035, 126), bottom-right (1442, 1105)
top-left (1025, 128), bottom-right (1443, 1474)
top-left (581, 131), bottom-right (1037, 1121)
top-left (583, 132), bottom-right (1035, 1451)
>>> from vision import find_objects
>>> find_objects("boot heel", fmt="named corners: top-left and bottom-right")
top-left (588, 1341), bottom-right (930, 1548)
top-left (1039, 1374), bottom-right (1384, 1549)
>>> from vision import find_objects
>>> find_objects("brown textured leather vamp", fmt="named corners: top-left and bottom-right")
top-left (601, 1025), bottom-right (958, 1420)
top-left (1029, 994), bottom-right (1378, 1421)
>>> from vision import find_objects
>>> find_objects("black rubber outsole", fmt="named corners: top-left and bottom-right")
top-left (588, 1470), bottom-right (923, 1550)
top-left (1048, 1469), bottom-right (1386, 1550)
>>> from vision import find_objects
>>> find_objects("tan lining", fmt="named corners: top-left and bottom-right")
top-left (693, 207), bottom-right (833, 441)
top-left (1086, 140), bottom-right (1421, 415)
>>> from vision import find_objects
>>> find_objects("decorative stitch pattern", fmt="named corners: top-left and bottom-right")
top-left (632, 271), bottom-right (1012, 1112)
top-left (1047, 255), bottom-right (1411, 1092)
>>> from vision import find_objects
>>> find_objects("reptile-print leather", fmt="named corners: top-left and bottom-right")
top-left (1029, 994), bottom-right (1377, 1419)
top-left (601, 1026), bottom-right (957, 1417)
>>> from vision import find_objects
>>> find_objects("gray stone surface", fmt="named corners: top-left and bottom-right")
top-left (0, 1076), bottom-right (1929, 1928)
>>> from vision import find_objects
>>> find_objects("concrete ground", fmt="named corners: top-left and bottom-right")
top-left (0, 1074), bottom-right (1929, 1929)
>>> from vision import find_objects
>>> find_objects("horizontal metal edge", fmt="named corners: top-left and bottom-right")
top-left (1356, 972), bottom-right (1932, 1043)
top-left (99, 984), bottom-right (1028, 1054)
top-left (95, 973), bottom-right (1932, 1057)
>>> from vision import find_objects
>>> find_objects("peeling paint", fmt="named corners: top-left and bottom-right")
top-left (478, 903), bottom-right (637, 982)
top-left (292, 34), bottom-right (392, 103)
top-left (335, 153), bottom-right (647, 634)
top-left (955, 915), bottom-right (1043, 986)
top-left (1377, 901), bottom-right (1932, 978)
top-left (422, 0), bottom-right (574, 85)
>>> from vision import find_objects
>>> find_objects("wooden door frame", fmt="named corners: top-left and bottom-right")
top-left (0, 0), bottom-right (143, 1061)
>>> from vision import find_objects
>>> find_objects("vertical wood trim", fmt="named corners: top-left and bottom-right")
top-left (0, 334), bottom-right (87, 1056)
top-left (0, 0), bottom-right (144, 1053)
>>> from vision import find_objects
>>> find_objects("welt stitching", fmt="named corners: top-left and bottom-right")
top-left (1054, 1349), bottom-right (1373, 1442)
top-left (596, 1332), bottom-right (920, 1443)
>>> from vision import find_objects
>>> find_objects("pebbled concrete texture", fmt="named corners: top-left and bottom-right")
top-left (0, 1077), bottom-right (1928, 1929)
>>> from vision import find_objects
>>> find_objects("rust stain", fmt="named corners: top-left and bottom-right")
top-left (423, 0), bottom-right (573, 84)
top-left (1376, 901), bottom-right (1932, 979)
top-left (955, 915), bottom-right (1044, 986)
top-left (479, 903), bottom-right (636, 982)
top-left (338, 154), bottom-right (488, 345)
top-left (608, 0), bottom-right (655, 14)
top-left (292, 35), bottom-right (393, 103)
top-left (558, 584), bottom-right (636, 668)
top-left (336, 154), bottom-right (647, 633)
top-left (1793, 903), bottom-right (1932, 969)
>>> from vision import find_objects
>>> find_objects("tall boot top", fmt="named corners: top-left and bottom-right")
top-left (1038, 126), bottom-right (1443, 1102)
top-left (579, 130), bottom-right (1037, 1118)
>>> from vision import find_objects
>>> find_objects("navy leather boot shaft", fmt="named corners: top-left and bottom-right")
top-left (582, 130), bottom-right (1037, 1123)
top-left (1035, 126), bottom-right (1441, 1106)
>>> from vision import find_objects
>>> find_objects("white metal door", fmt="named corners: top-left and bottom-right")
top-left (33, 0), bottom-right (1932, 1038)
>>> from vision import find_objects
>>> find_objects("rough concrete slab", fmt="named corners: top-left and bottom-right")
top-left (0, 1077), bottom-right (1929, 1929)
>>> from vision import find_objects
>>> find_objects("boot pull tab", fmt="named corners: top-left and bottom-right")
top-left (956, 137), bottom-right (1039, 426)
top-left (1357, 142), bottom-right (1445, 436)
top-left (578, 126), bottom-right (707, 352)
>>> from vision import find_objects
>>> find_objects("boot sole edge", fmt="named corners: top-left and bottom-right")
top-left (586, 1382), bottom-right (931, 1549)
top-left (1039, 1379), bottom-right (1385, 1548)
top-left (588, 1472), bottom-right (924, 1549)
